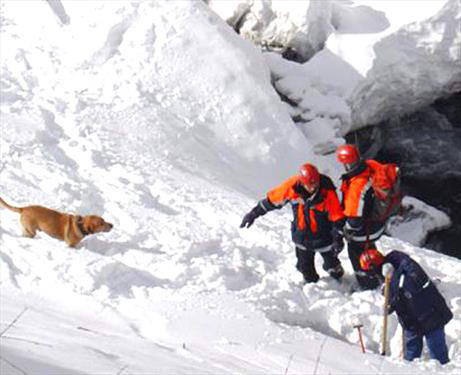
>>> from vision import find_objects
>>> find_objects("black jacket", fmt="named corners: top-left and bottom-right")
top-left (386, 251), bottom-right (453, 334)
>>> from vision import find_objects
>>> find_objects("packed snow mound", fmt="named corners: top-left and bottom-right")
top-left (350, 0), bottom-right (461, 129)
top-left (387, 197), bottom-right (451, 246)
top-left (207, 0), bottom-right (388, 62)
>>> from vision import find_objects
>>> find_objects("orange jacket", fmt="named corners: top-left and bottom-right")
top-left (339, 160), bottom-right (387, 242)
top-left (263, 174), bottom-right (344, 249)
top-left (340, 164), bottom-right (373, 217)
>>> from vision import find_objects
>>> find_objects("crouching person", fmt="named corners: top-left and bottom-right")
top-left (360, 249), bottom-right (453, 365)
top-left (240, 163), bottom-right (346, 284)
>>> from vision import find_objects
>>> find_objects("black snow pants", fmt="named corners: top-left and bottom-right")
top-left (295, 247), bottom-right (342, 283)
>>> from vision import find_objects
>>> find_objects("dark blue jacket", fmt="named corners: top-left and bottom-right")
top-left (385, 251), bottom-right (453, 334)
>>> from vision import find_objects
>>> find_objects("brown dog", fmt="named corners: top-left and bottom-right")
top-left (0, 197), bottom-right (113, 247)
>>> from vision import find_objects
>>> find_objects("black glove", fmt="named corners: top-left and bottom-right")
top-left (240, 204), bottom-right (266, 228)
top-left (343, 218), bottom-right (363, 241)
top-left (331, 219), bottom-right (345, 255)
top-left (293, 182), bottom-right (311, 201)
top-left (332, 236), bottom-right (344, 256)
top-left (240, 211), bottom-right (257, 228)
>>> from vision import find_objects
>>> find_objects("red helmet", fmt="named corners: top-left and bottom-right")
top-left (359, 248), bottom-right (385, 271)
top-left (299, 163), bottom-right (320, 192)
top-left (336, 144), bottom-right (360, 164)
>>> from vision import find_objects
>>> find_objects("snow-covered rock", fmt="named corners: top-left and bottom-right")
top-left (350, 0), bottom-right (461, 129)
top-left (207, 0), bottom-right (395, 64)
top-left (264, 50), bottom-right (361, 159)
top-left (207, 0), bottom-right (336, 61)
top-left (326, 0), bottom-right (446, 77)
top-left (387, 197), bottom-right (451, 246)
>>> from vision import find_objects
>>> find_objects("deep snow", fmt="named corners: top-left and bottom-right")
top-left (0, 1), bottom-right (460, 374)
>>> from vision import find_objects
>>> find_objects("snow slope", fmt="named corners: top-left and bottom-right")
top-left (1, 0), bottom-right (328, 196)
top-left (1, 1), bottom-right (460, 374)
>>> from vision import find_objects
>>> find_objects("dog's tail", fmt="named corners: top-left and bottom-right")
top-left (0, 197), bottom-right (23, 213)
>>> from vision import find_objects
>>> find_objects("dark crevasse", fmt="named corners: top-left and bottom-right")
top-left (404, 176), bottom-right (461, 258)
top-left (347, 92), bottom-right (461, 259)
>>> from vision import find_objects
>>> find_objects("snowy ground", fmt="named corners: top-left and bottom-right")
top-left (0, 1), bottom-right (460, 374)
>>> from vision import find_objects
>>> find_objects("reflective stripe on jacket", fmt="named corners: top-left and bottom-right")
top-left (266, 174), bottom-right (344, 250)
top-left (386, 251), bottom-right (453, 334)
top-left (340, 162), bottom-right (373, 217)
top-left (340, 161), bottom-right (386, 241)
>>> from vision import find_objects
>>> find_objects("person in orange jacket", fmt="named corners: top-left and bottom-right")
top-left (240, 163), bottom-right (346, 284)
top-left (336, 144), bottom-right (389, 290)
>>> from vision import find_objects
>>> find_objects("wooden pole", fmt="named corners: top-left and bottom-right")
top-left (380, 273), bottom-right (391, 356)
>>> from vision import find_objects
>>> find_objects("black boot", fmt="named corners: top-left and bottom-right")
top-left (355, 272), bottom-right (381, 290)
top-left (326, 264), bottom-right (344, 281)
top-left (321, 250), bottom-right (344, 281)
top-left (302, 273), bottom-right (319, 284)
top-left (296, 248), bottom-right (319, 284)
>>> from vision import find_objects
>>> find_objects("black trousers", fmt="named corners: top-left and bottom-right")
top-left (347, 241), bottom-right (381, 290)
top-left (295, 247), bottom-right (341, 282)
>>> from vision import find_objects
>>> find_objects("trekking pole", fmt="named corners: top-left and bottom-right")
top-left (380, 272), bottom-right (391, 355)
top-left (353, 323), bottom-right (366, 353)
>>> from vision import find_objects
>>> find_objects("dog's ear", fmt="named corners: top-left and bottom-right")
top-left (74, 215), bottom-right (90, 236)
top-left (83, 216), bottom-right (113, 233)
top-left (78, 216), bottom-right (93, 235)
